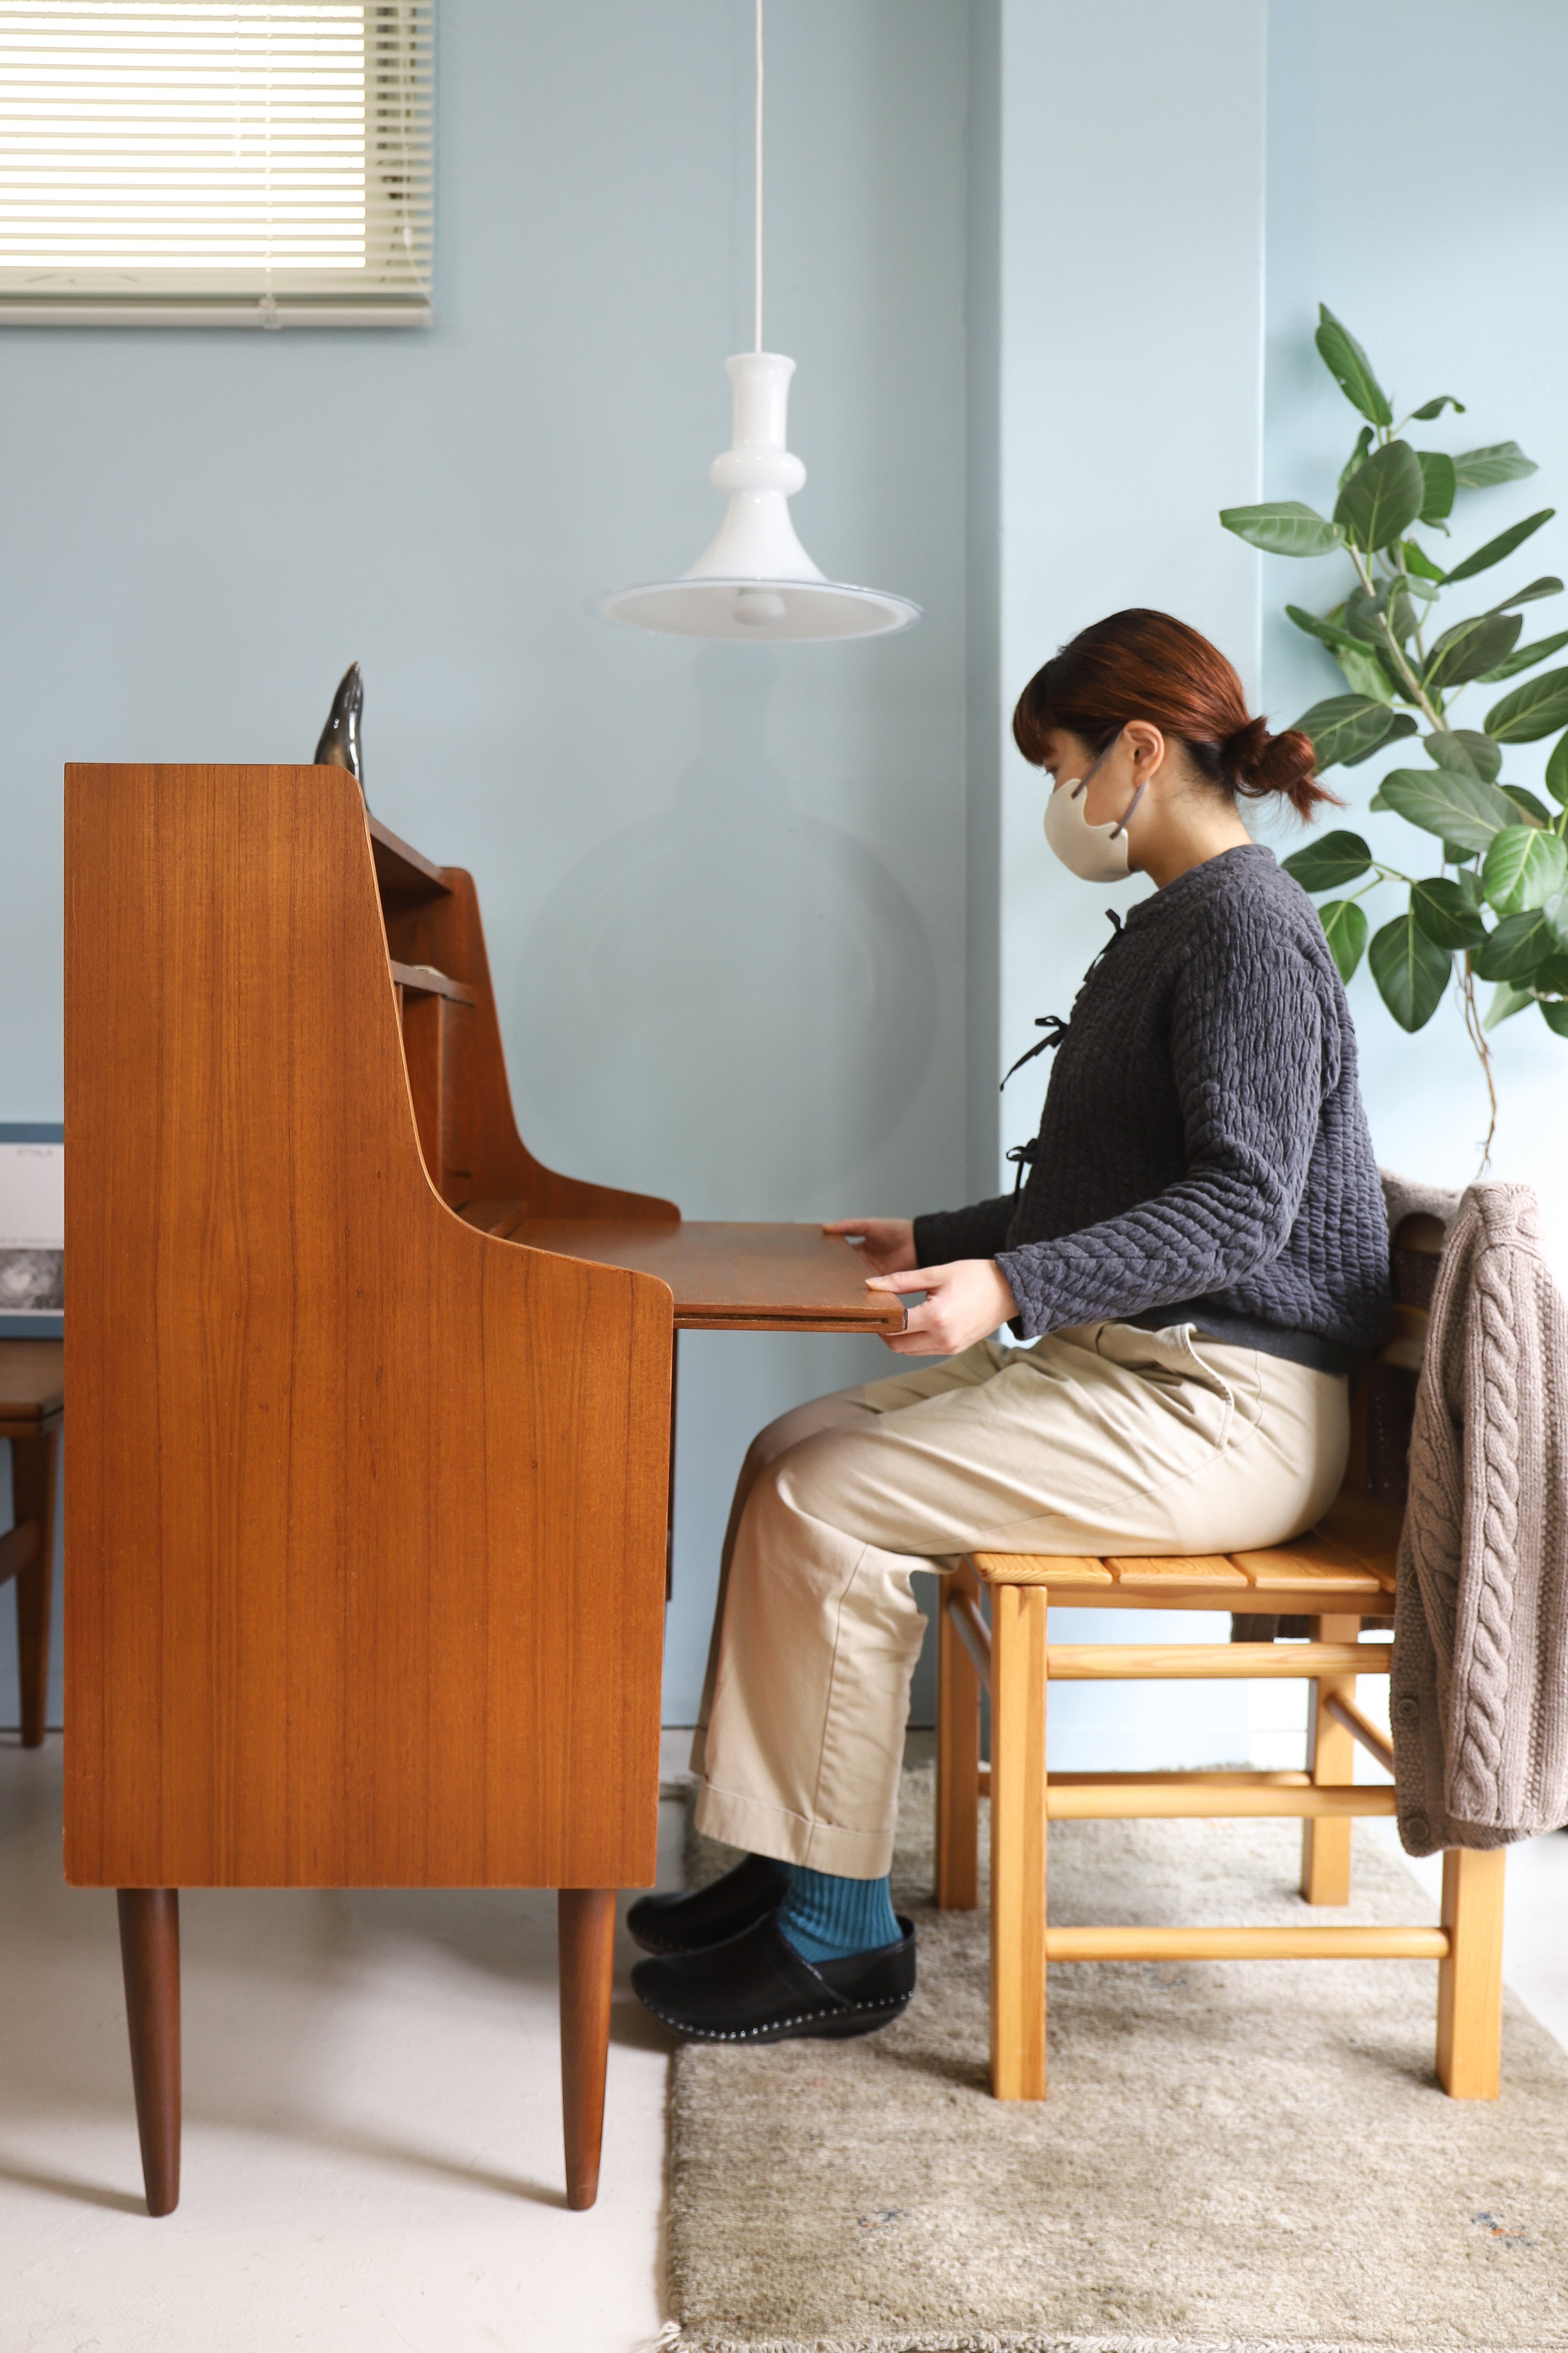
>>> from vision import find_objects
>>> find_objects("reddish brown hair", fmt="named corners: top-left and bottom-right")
top-left (1012, 608), bottom-right (1333, 820)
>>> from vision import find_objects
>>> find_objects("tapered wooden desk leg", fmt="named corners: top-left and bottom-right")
top-left (13, 1425), bottom-right (58, 1749)
top-left (559, 1888), bottom-right (616, 2210)
top-left (116, 1889), bottom-right (180, 2216)
top-left (989, 1585), bottom-right (1048, 2101)
top-left (936, 1564), bottom-right (982, 1909)
top-left (1300, 1613), bottom-right (1359, 1905)
top-left (1437, 1846), bottom-right (1505, 2099)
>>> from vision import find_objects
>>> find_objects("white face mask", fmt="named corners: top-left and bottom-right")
top-left (1043, 735), bottom-right (1147, 883)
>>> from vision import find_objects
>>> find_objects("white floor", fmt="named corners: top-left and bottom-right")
top-left (1, 1733), bottom-right (689, 2353)
top-left (3, 1725), bottom-right (1565, 2352)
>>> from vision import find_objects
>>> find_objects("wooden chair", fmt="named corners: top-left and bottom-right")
top-left (0, 1339), bottom-right (63, 1747)
top-left (935, 1216), bottom-right (1507, 2104)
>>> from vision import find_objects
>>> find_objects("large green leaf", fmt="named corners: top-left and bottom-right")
top-left (1378, 765), bottom-right (1520, 852)
top-left (1289, 693), bottom-right (1400, 770)
top-left (1445, 508), bottom-right (1555, 585)
top-left (1486, 666), bottom-right (1568, 742)
top-left (1472, 897), bottom-right (1568, 982)
top-left (1417, 450), bottom-right (1456, 526)
top-left (1387, 581), bottom-right (1421, 643)
top-left (1410, 875), bottom-right (1488, 950)
top-left (1410, 396), bottom-right (1465, 421)
top-left (1316, 306), bottom-right (1392, 426)
top-left (1423, 611), bottom-right (1522, 691)
top-left (1475, 629), bottom-right (1568, 684)
top-left (1370, 912), bottom-right (1451, 1031)
top-left (1281, 830), bottom-right (1373, 892)
top-left (1338, 426), bottom-right (1374, 492)
top-left (1424, 728), bottom-right (1502, 781)
top-left (1484, 575), bottom-right (1563, 612)
top-left (1219, 501), bottom-right (1339, 557)
top-left (1541, 998), bottom-right (1568, 1038)
top-left (1453, 441), bottom-right (1539, 488)
top-left (1485, 982), bottom-right (1537, 1030)
top-left (1317, 898), bottom-right (1370, 984)
top-left (1403, 539), bottom-right (1448, 582)
top-left (1503, 786), bottom-right (1553, 827)
top-left (1333, 642), bottom-right (1397, 703)
top-left (1344, 711), bottom-right (1418, 766)
top-left (1481, 824), bottom-right (1568, 914)
top-left (1537, 952), bottom-right (1568, 992)
top-left (1545, 733), bottom-right (1568, 806)
top-left (1343, 581), bottom-right (1389, 641)
top-left (1333, 440), bottom-right (1425, 551)
top-left (1287, 605), bottom-right (1375, 659)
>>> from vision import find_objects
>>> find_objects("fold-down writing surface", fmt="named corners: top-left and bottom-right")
top-left (508, 1220), bottom-right (906, 1334)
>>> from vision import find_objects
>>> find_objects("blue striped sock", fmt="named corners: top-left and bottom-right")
top-left (775, 1863), bottom-right (901, 1962)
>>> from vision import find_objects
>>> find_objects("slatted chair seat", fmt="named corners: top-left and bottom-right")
top-left (935, 1218), bottom-right (1506, 2108)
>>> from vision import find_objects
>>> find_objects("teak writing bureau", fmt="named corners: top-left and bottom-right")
top-left (64, 764), bottom-right (901, 2216)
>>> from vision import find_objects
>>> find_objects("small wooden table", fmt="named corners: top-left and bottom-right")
top-left (0, 1338), bottom-right (63, 1749)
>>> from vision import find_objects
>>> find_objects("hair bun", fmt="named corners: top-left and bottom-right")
top-left (1222, 715), bottom-right (1272, 782)
top-left (1224, 717), bottom-right (1326, 819)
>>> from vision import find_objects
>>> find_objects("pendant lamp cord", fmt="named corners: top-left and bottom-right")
top-left (753, 0), bottom-right (764, 352)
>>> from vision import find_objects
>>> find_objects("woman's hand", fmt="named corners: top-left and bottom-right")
top-left (822, 1217), bottom-right (917, 1276)
top-left (864, 1258), bottom-right (1019, 1356)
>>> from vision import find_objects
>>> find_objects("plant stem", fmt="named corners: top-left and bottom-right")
top-left (1457, 958), bottom-right (1499, 1173)
top-left (1347, 546), bottom-right (1445, 725)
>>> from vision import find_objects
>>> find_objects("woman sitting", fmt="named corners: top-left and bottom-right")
top-left (630, 608), bottom-right (1392, 2045)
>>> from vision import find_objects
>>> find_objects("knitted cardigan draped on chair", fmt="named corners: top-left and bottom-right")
top-left (1392, 1181), bottom-right (1568, 1855)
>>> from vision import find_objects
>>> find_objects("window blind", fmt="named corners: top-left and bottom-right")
top-left (0, 2), bottom-right (433, 324)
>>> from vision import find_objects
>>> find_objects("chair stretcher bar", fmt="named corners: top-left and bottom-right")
top-left (1045, 1925), bottom-right (1448, 1961)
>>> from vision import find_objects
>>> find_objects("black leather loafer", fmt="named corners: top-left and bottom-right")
top-left (631, 1910), bottom-right (916, 2043)
top-left (626, 1852), bottom-right (790, 1955)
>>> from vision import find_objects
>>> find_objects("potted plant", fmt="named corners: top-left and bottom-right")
top-left (1220, 307), bottom-right (1568, 1165)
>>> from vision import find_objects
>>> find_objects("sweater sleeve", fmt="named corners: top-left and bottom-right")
top-left (996, 914), bottom-right (1330, 1339)
top-left (913, 1194), bottom-right (1015, 1266)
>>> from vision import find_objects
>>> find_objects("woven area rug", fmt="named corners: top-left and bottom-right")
top-left (665, 1768), bottom-right (1568, 2353)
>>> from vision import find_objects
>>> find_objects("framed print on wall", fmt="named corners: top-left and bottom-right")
top-left (0, 1123), bottom-right (63, 1338)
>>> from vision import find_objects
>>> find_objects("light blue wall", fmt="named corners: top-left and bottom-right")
top-left (1263, 0), bottom-right (1568, 1255)
top-left (987, 0), bottom-right (1269, 1771)
top-left (7, 0), bottom-right (1561, 1747)
top-left (0, 0), bottom-right (970, 1731)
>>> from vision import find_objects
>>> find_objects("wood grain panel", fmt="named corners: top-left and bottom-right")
top-left (65, 766), bottom-right (672, 1891)
top-left (381, 865), bottom-right (679, 1225)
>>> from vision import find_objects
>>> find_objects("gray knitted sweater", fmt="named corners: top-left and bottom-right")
top-left (913, 845), bottom-right (1391, 1371)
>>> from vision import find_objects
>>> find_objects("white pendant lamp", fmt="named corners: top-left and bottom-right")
top-left (596, 1), bottom-right (920, 643)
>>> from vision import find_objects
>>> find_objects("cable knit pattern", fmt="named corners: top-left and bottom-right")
top-left (1449, 1270), bottom-right (1521, 1815)
top-left (914, 847), bottom-right (1391, 1369)
top-left (1392, 1182), bottom-right (1568, 1855)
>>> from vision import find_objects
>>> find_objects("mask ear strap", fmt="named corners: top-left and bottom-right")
top-left (1068, 732), bottom-right (1119, 802)
top-left (1109, 776), bottom-right (1148, 839)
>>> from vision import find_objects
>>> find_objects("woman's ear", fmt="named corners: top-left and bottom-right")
top-left (1123, 720), bottom-right (1168, 778)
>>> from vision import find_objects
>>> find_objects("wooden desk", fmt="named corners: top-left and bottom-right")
top-left (511, 1220), bottom-right (905, 1334)
top-left (0, 1339), bottom-right (63, 1749)
top-left (65, 767), bottom-right (895, 2222)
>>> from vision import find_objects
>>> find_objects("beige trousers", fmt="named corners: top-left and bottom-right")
top-left (691, 1322), bottom-right (1349, 1876)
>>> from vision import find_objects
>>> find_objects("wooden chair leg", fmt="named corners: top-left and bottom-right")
top-left (936, 1562), bottom-right (982, 1909)
top-left (1437, 1846), bottom-right (1505, 2099)
top-left (558, 1888), bottom-right (616, 2210)
top-left (13, 1426), bottom-right (58, 1749)
top-left (989, 1583), bottom-right (1048, 2100)
top-left (116, 1889), bottom-right (180, 2216)
top-left (1300, 1612), bottom-right (1360, 1905)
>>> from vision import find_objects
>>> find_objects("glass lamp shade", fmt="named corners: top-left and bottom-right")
top-left (596, 353), bottom-right (920, 643)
